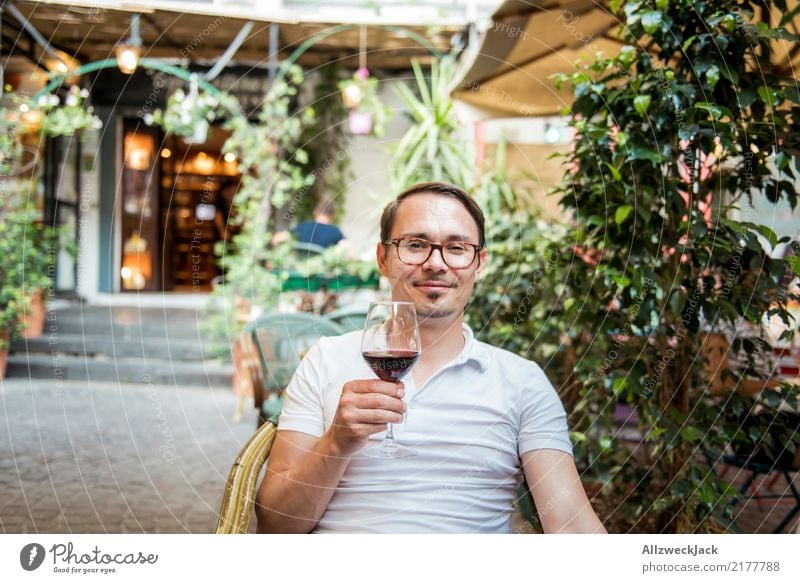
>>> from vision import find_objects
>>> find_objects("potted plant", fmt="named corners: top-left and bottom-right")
top-left (390, 55), bottom-right (472, 191)
top-left (18, 213), bottom-right (62, 338)
top-left (1, 85), bottom-right (93, 351)
top-left (0, 191), bottom-right (27, 377)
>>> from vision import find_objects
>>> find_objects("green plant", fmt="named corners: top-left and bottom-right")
top-left (150, 75), bottom-right (239, 143)
top-left (201, 66), bottom-right (317, 356)
top-left (35, 85), bottom-right (102, 137)
top-left (0, 110), bottom-right (23, 176)
top-left (0, 190), bottom-right (60, 347)
top-left (338, 68), bottom-right (393, 138)
top-left (391, 55), bottom-right (472, 190)
top-left (293, 239), bottom-right (378, 282)
top-left (545, 0), bottom-right (800, 532)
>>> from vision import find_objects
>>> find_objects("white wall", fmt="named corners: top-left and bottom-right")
top-left (338, 77), bottom-right (414, 257)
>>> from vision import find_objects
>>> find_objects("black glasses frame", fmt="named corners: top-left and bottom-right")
top-left (383, 237), bottom-right (482, 268)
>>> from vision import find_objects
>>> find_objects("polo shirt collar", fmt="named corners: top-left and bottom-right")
top-left (456, 323), bottom-right (489, 372)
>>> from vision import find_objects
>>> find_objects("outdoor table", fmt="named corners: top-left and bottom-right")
top-left (276, 270), bottom-right (380, 292)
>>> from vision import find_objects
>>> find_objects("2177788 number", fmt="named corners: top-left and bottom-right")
top-left (729, 561), bottom-right (780, 572)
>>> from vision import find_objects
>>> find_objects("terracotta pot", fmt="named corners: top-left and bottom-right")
top-left (0, 329), bottom-right (9, 379)
top-left (20, 288), bottom-right (46, 339)
top-left (231, 336), bottom-right (247, 396)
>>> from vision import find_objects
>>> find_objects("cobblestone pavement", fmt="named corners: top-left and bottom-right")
top-left (0, 378), bottom-right (257, 533)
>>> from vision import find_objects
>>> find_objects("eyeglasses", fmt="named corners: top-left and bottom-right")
top-left (384, 237), bottom-right (482, 269)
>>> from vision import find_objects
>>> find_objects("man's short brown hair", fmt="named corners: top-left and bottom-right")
top-left (380, 182), bottom-right (485, 248)
top-left (314, 199), bottom-right (336, 220)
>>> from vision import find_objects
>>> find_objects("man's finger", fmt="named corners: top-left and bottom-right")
top-left (346, 380), bottom-right (404, 397)
top-left (351, 393), bottom-right (406, 414)
top-left (329, 421), bottom-right (390, 435)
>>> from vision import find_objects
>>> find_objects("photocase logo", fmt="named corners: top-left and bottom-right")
top-left (20, 543), bottom-right (46, 571)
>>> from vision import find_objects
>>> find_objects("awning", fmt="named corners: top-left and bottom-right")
top-left (454, 0), bottom-right (800, 117)
top-left (3, 0), bottom-right (463, 73)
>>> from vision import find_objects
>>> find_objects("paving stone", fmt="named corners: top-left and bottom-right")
top-left (1, 377), bottom-right (256, 533)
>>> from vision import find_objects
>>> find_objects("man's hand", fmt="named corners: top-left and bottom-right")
top-left (328, 379), bottom-right (406, 456)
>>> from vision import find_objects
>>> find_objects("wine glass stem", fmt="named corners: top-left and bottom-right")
top-left (385, 423), bottom-right (395, 443)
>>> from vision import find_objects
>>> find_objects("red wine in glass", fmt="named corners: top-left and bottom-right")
top-left (360, 301), bottom-right (421, 458)
top-left (362, 349), bottom-right (420, 383)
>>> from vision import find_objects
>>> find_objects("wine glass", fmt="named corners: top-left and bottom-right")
top-left (361, 301), bottom-right (421, 458)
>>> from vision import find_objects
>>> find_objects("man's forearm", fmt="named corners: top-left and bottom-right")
top-left (255, 432), bottom-right (353, 533)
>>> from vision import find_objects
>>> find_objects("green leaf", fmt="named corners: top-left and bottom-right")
top-left (719, 64), bottom-right (739, 85)
top-left (705, 65), bottom-right (720, 90)
top-left (642, 11), bottom-right (663, 34)
top-left (615, 204), bottom-right (634, 225)
top-left (680, 426), bottom-right (700, 442)
top-left (682, 35), bottom-right (698, 52)
top-left (617, 46), bottom-right (636, 67)
top-left (629, 146), bottom-right (662, 165)
top-left (758, 86), bottom-right (780, 107)
top-left (604, 162), bottom-right (622, 181)
top-left (780, 4), bottom-right (800, 27)
top-left (773, 27), bottom-right (800, 42)
top-left (585, 215), bottom-right (605, 227)
top-left (651, 496), bottom-right (676, 512)
top-left (570, 431), bottom-right (588, 444)
top-left (740, 221), bottom-right (778, 247)
top-left (633, 94), bottom-right (651, 116)
top-left (784, 85), bottom-right (800, 104)
top-left (788, 255), bottom-right (800, 277)
top-left (695, 102), bottom-right (723, 119)
top-left (613, 274), bottom-right (631, 288)
top-left (738, 88), bottom-right (757, 108)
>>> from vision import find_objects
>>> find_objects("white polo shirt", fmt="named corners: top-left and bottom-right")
top-left (277, 324), bottom-right (573, 533)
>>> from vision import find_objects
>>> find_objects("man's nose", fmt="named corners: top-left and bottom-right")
top-left (423, 246), bottom-right (448, 271)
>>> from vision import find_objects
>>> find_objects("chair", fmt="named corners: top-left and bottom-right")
top-left (215, 420), bottom-right (277, 534)
top-left (292, 241), bottom-right (326, 259)
top-left (326, 305), bottom-right (370, 332)
top-left (717, 410), bottom-right (800, 533)
top-left (722, 454), bottom-right (800, 533)
top-left (245, 312), bottom-right (345, 426)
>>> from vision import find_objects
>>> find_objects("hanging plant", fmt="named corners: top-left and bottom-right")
top-left (34, 85), bottom-right (102, 137)
top-left (149, 74), bottom-right (239, 143)
top-left (0, 111), bottom-right (23, 176)
top-left (338, 67), bottom-right (392, 137)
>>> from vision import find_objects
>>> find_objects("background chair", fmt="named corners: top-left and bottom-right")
top-left (215, 420), bottom-right (277, 534)
top-left (326, 305), bottom-right (369, 332)
top-left (704, 406), bottom-right (799, 533)
top-left (245, 312), bottom-right (345, 427)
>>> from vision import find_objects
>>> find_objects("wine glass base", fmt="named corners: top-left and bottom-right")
top-left (363, 441), bottom-right (417, 458)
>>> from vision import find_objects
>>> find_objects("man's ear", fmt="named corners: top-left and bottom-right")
top-left (475, 248), bottom-right (488, 278)
top-left (377, 242), bottom-right (389, 277)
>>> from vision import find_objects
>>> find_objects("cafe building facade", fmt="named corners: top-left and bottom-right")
top-left (4, 0), bottom-right (473, 301)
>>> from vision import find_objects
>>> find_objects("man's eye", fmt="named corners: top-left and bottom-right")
top-left (405, 240), bottom-right (428, 251)
top-left (446, 244), bottom-right (468, 254)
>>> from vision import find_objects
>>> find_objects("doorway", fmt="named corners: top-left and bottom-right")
top-left (118, 122), bottom-right (241, 292)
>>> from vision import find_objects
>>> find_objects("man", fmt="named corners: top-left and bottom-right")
top-left (294, 199), bottom-right (344, 249)
top-left (255, 182), bottom-right (605, 533)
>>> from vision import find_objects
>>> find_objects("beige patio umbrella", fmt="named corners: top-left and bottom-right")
top-left (454, 0), bottom-right (800, 117)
